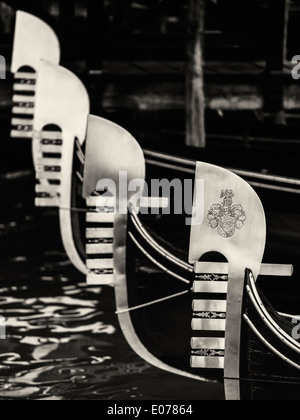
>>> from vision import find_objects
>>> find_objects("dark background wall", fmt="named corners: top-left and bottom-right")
top-left (1, 1), bottom-right (300, 173)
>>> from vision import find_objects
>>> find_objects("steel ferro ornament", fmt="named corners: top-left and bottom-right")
top-left (207, 189), bottom-right (246, 238)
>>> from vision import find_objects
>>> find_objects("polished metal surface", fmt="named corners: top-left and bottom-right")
top-left (33, 60), bottom-right (90, 275)
top-left (192, 319), bottom-right (226, 331)
top-left (86, 228), bottom-right (115, 239)
top-left (193, 300), bottom-right (227, 313)
top-left (195, 262), bottom-right (293, 277)
top-left (191, 338), bottom-right (226, 351)
top-left (83, 115), bottom-right (146, 200)
top-left (86, 212), bottom-right (116, 224)
top-left (193, 281), bottom-right (228, 294)
top-left (11, 11), bottom-right (60, 74)
top-left (191, 356), bottom-right (225, 370)
top-left (189, 161), bottom-right (267, 400)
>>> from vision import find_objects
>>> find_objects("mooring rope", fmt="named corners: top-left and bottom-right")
top-left (58, 205), bottom-right (111, 213)
top-left (144, 149), bottom-right (300, 194)
top-left (115, 290), bottom-right (189, 315)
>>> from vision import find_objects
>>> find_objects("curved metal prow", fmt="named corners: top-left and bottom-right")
top-left (33, 60), bottom-right (90, 275)
top-left (83, 115), bottom-right (145, 284)
top-left (83, 115), bottom-right (146, 199)
top-left (11, 11), bottom-right (60, 74)
top-left (11, 11), bottom-right (60, 139)
top-left (189, 162), bottom-right (267, 400)
top-left (83, 116), bottom-right (207, 382)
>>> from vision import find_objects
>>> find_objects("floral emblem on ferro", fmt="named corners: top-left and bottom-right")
top-left (207, 189), bottom-right (246, 238)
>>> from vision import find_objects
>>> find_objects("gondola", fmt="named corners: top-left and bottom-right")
top-left (26, 58), bottom-right (300, 398)
top-left (82, 115), bottom-right (300, 400)
top-left (6, 11), bottom-right (300, 400)
top-left (9, 11), bottom-right (90, 274)
top-left (32, 60), bottom-right (89, 275)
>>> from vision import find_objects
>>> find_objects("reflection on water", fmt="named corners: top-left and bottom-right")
top-left (0, 172), bottom-right (223, 400)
